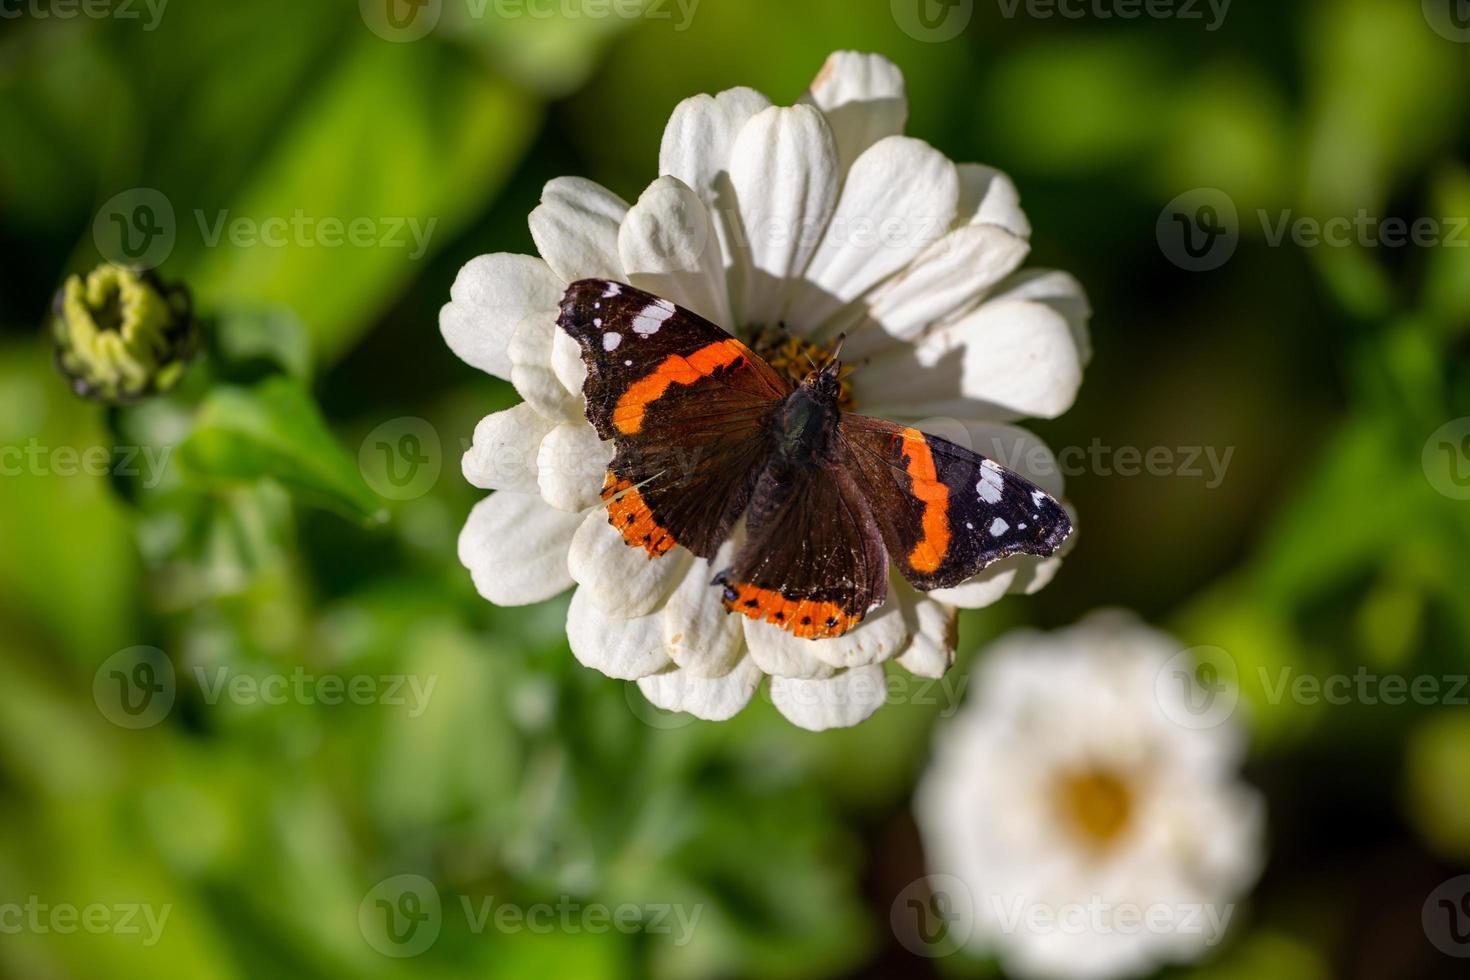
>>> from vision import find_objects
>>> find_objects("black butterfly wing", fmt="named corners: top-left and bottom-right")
top-left (715, 461), bottom-right (890, 640)
top-left (558, 279), bottom-right (793, 559)
top-left (838, 414), bottom-right (1073, 591)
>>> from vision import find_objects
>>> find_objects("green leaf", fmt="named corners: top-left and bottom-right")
top-left (212, 307), bottom-right (314, 380)
top-left (180, 35), bottom-right (539, 361)
top-left (180, 377), bottom-right (385, 525)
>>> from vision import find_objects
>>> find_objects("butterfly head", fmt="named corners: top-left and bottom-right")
top-left (801, 332), bottom-right (847, 402)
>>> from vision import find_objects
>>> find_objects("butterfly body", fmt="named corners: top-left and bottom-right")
top-left (771, 369), bottom-right (843, 466)
top-left (559, 279), bottom-right (1073, 641)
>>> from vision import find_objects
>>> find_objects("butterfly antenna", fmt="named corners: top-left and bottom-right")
top-left (823, 332), bottom-right (848, 372)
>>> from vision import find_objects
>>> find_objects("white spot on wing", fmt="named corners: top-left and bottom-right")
top-left (602, 283), bottom-right (621, 298)
top-left (976, 460), bottom-right (1004, 504)
top-left (1031, 489), bottom-right (1047, 506)
top-left (633, 302), bottom-right (676, 336)
top-left (989, 517), bottom-right (1010, 537)
top-left (602, 332), bottom-right (622, 351)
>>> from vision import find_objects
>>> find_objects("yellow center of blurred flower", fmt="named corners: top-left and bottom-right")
top-left (1054, 768), bottom-right (1133, 849)
top-left (747, 326), bottom-right (856, 410)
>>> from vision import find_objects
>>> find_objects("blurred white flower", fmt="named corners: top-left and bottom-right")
top-left (444, 51), bottom-right (1090, 731)
top-left (915, 611), bottom-right (1266, 979)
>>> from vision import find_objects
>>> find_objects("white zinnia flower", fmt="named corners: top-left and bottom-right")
top-left (444, 51), bottom-right (1091, 731)
top-left (915, 611), bottom-right (1266, 979)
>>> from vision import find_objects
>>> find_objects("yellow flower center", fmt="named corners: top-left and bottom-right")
top-left (746, 326), bottom-right (856, 410)
top-left (1053, 767), bottom-right (1134, 849)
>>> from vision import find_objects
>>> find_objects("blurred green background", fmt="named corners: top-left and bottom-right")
top-left (2, 0), bottom-right (1470, 977)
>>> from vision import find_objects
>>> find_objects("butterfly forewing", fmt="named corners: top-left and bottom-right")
top-left (558, 279), bottom-right (790, 559)
top-left (838, 415), bottom-right (1073, 591)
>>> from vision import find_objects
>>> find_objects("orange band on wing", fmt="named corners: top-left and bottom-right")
top-left (612, 340), bottom-right (749, 434)
top-left (721, 581), bottom-right (864, 640)
top-left (899, 428), bottom-right (951, 574)
top-left (602, 474), bottom-right (676, 557)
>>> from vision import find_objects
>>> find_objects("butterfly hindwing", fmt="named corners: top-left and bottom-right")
top-left (838, 415), bottom-right (1073, 591)
top-left (559, 279), bottom-right (792, 559)
top-left (715, 462), bottom-right (889, 640)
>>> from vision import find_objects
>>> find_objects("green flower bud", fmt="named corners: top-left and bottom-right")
top-left (51, 263), bottom-right (198, 403)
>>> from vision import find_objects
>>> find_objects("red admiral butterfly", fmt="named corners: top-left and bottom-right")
top-left (559, 279), bottom-right (1073, 640)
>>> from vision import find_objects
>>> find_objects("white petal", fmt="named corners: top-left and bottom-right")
top-left (792, 600), bottom-right (909, 671)
top-left (988, 268), bottom-right (1093, 365)
top-left (926, 560), bottom-right (1018, 609)
top-left (895, 593), bottom-right (956, 680)
top-left (509, 310), bottom-right (580, 422)
top-left (955, 163), bottom-right (1032, 239)
top-left (462, 403), bottom-right (555, 493)
top-left (744, 618), bottom-right (836, 679)
top-left (785, 136), bottom-right (960, 333)
top-left (528, 177), bottom-right (629, 283)
top-left (800, 51), bottom-right (908, 177)
top-left (567, 511), bottom-right (690, 619)
top-left (1009, 554), bottom-right (1064, 595)
top-left (728, 104), bottom-right (840, 328)
top-left (551, 327), bottom-right (588, 396)
top-left (769, 665), bottom-right (888, 731)
top-left (662, 552), bottom-right (745, 677)
top-left (862, 299), bottom-right (1085, 422)
top-left (856, 224), bottom-right (1030, 346)
top-left (566, 586), bottom-right (671, 680)
top-left (660, 87), bottom-right (773, 204)
top-left (637, 656), bottom-right (762, 721)
top-left (440, 254), bottom-right (564, 379)
top-left (536, 423), bottom-right (613, 512)
top-left (458, 492), bottom-right (581, 606)
top-left (659, 86), bottom-right (773, 319)
top-left (619, 176), bottom-right (733, 327)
